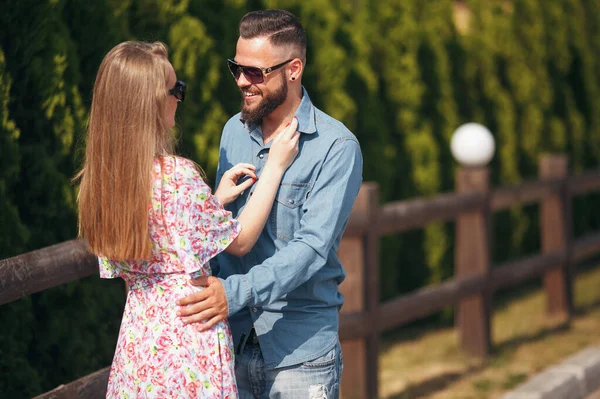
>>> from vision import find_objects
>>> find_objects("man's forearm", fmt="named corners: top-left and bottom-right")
top-left (222, 239), bottom-right (329, 315)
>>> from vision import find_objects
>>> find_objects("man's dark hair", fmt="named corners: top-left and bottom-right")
top-left (239, 9), bottom-right (307, 61)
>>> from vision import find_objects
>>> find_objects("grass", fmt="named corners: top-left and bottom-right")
top-left (378, 265), bottom-right (600, 398)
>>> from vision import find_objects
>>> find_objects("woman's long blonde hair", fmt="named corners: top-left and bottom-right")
top-left (76, 41), bottom-right (175, 260)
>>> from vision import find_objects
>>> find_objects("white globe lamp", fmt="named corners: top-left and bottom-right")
top-left (451, 123), bottom-right (495, 167)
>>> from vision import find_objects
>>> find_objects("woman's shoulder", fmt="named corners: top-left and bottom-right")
top-left (155, 156), bottom-right (207, 190)
top-left (154, 156), bottom-right (199, 177)
top-left (154, 155), bottom-right (195, 168)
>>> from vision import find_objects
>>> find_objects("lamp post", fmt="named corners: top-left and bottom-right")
top-left (452, 122), bottom-right (495, 357)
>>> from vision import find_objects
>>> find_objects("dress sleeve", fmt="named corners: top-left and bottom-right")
top-left (171, 157), bottom-right (241, 274)
top-left (98, 257), bottom-right (119, 279)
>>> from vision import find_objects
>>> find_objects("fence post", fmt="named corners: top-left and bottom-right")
top-left (339, 182), bottom-right (380, 399)
top-left (539, 154), bottom-right (573, 319)
top-left (455, 167), bottom-right (491, 357)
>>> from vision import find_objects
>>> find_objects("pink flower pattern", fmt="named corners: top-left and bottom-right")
top-left (99, 156), bottom-right (241, 398)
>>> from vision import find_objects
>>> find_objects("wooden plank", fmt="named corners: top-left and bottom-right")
top-left (339, 341), bottom-right (367, 398)
top-left (491, 180), bottom-right (561, 210)
top-left (376, 273), bottom-right (485, 332)
top-left (376, 252), bottom-right (566, 333)
top-left (572, 232), bottom-right (600, 263)
top-left (344, 209), bottom-right (369, 237)
top-left (377, 192), bottom-right (485, 235)
top-left (339, 237), bottom-right (365, 314)
top-left (339, 311), bottom-right (370, 340)
top-left (568, 170), bottom-right (600, 196)
top-left (362, 183), bottom-right (380, 399)
top-left (539, 155), bottom-right (573, 319)
top-left (490, 251), bottom-right (566, 291)
top-left (0, 239), bottom-right (97, 305)
top-left (454, 167), bottom-right (491, 358)
top-left (338, 187), bottom-right (369, 399)
top-left (33, 366), bottom-right (109, 399)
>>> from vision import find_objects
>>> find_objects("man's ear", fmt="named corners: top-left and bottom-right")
top-left (289, 58), bottom-right (303, 81)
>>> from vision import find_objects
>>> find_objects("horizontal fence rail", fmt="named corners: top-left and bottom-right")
top-left (491, 179), bottom-right (563, 210)
top-left (572, 232), bottom-right (600, 263)
top-left (377, 192), bottom-right (486, 235)
top-left (32, 367), bottom-right (110, 399)
top-left (568, 171), bottom-right (600, 195)
top-left (0, 239), bottom-right (96, 306)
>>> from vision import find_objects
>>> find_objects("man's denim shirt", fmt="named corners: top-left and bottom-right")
top-left (214, 88), bottom-right (363, 369)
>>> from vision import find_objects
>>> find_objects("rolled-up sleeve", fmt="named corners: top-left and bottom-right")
top-left (222, 137), bottom-right (363, 315)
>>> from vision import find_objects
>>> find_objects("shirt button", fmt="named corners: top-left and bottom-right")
top-left (252, 307), bottom-right (258, 313)
top-left (259, 153), bottom-right (264, 159)
top-left (288, 199), bottom-right (295, 205)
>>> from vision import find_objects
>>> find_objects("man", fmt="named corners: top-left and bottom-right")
top-left (177, 9), bottom-right (363, 398)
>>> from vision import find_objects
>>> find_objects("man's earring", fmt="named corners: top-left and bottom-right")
top-left (291, 77), bottom-right (296, 81)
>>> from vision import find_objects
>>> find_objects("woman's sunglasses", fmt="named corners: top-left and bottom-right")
top-left (168, 80), bottom-right (186, 102)
top-left (227, 59), bottom-right (292, 84)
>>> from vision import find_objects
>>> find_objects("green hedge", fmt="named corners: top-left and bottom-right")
top-left (1, 0), bottom-right (600, 396)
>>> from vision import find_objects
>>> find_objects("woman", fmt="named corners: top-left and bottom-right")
top-left (76, 41), bottom-right (299, 398)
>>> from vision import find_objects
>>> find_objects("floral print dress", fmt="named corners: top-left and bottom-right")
top-left (99, 156), bottom-right (241, 398)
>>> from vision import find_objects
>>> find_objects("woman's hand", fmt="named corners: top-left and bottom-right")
top-left (267, 117), bottom-right (300, 171)
top-left (214, 163), bottom-right (257, 206)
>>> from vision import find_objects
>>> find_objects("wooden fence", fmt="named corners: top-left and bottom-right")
top-left (338, 154), bottom-right (600, 398)
top-left (2, 154), bottom-right (600, 399)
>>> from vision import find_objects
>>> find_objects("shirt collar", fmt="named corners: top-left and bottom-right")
top-left (294, 87), bottom-right (317, 135)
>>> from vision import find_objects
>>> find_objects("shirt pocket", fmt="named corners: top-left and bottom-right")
top-left (270, 182), bottom-right (311, 241)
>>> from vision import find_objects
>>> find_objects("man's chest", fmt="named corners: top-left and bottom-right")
top-left (225, 134), bottom-right (327, 241)
top-left (228, 134), bottom-right (323, 186)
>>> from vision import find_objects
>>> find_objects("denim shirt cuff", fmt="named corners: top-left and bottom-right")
top-left (221, 275), bottom-right (252, 316)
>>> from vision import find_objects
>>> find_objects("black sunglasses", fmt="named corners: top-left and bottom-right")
top-left (168, 80), bottom-right (186, 102)
top-left (227, 59), bottom-right (293, 84)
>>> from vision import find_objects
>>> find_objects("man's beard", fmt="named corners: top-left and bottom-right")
top-left (240, 74), bottom-right (288, 126)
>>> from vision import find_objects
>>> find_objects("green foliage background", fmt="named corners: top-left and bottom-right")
top-left (1, 0), bottom-right (600, 396)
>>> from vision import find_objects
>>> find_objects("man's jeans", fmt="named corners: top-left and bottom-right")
top-left (235, 341), bottom-right (343, 399)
